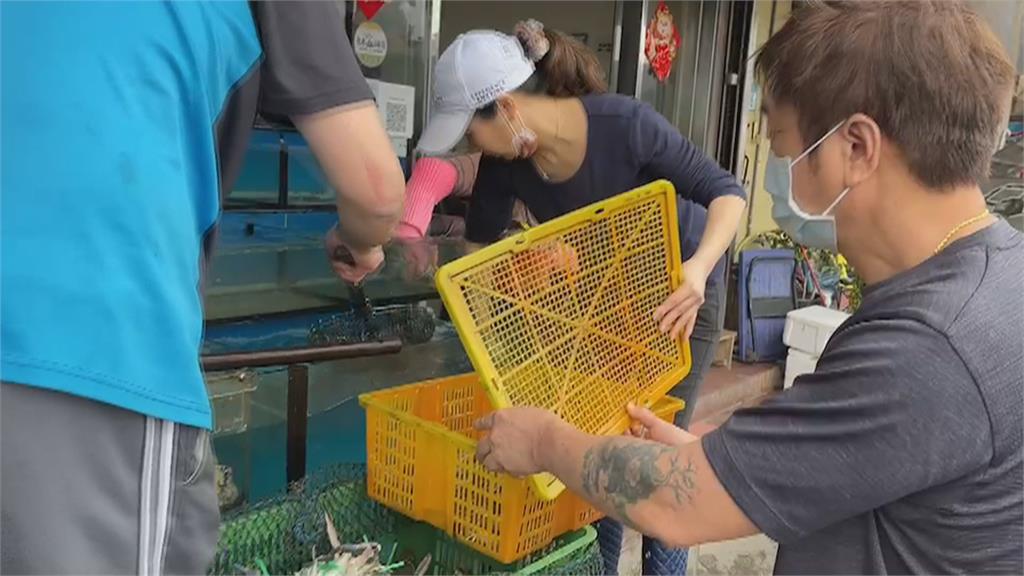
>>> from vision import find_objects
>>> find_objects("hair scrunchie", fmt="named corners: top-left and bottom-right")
top-left (514, 19), bottom-right (550, 63)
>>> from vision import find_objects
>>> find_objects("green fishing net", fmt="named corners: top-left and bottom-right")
top-left (210, 464), bottom-right (603, 576)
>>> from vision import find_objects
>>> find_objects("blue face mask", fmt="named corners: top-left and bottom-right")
top-left (765, 122), bottom-right (851, 252)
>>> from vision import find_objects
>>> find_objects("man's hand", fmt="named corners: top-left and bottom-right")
top-left (654, 257), bottom-right (711, 340)
top-left (475, 407), bottom-right (561, 477)
top-left (626, 403), bottom-right (697, 446)
top-left (324, 224), bottom-right (383, 284)
top-left (476, 403), bottom-right (757, 548)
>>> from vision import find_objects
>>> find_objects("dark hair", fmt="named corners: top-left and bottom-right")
top-left (529, 28), bottom-right (608, 98)
top-left (755, 0), bottom-right (1015, 189)
top-left (475, 27), bottom-right (608, 120)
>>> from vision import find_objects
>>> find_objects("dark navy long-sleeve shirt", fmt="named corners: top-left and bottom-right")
top-left (466, 93), bottom-right (746, 286)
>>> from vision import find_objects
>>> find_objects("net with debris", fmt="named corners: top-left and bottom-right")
top-left (211, 464), bottom-right (603, 576)
top-left (308, 304), bottom-right (437, 347)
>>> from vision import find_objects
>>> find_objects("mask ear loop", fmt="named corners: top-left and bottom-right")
top-left (498, 105), bottom-right (537, 158)
top-left (787, 120), bottom-right (848, 217)
top-left (822, 186), bottom-right (851, 216)
top-left (791, 121), bottom-right (846, 167)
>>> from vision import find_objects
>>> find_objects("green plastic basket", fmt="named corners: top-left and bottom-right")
top-left (211, 465), bottom-right (602, 576)
top-left (372, 520), bottom-right (600, 576)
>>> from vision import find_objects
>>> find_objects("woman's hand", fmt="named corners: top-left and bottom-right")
top-left (397, 237), bottom-right (440, 281)
top-left (654, 257), bottom-right (712, 340)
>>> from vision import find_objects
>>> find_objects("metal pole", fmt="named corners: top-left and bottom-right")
top-left (286, 364), bottom-right (310, 485)
top-left (702, 1), bottom-right (723, 154)
top-left (277, 135), bottom-right (289, 209)
top-left (201, 340), bottom-right (402, 372)
top-left (610, 0), bottom-right (625, 94)
top-left (634, 0), bottom-right (652, 97)
top-left (718, 0), bottom-right (745, 166)
top-left (688, 1), bottom-right (706, 141)
top-left (414, 0), bottom-right (442, 166)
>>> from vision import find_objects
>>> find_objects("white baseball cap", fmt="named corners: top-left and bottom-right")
top-left (417, 31), bottom-right (535, 154)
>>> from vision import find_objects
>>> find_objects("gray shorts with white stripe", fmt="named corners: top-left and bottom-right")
top-left (1, 383), bottom-right (220, 575)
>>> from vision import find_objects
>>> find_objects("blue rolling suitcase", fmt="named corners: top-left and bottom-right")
top-left (737, 249), bottom-right (796, 363)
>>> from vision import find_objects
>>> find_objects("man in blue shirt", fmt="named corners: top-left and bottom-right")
top-left (1, 2), bottom-right (404, 573)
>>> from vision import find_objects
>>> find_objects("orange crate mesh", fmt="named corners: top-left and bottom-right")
top-left (365, 408), bottom-right (417, 517)
top-left (361, 373), bottom-right (685, 563)
top-left (437, 183), bottom-right (690, 441)
top-left (363, 374), bottom-right (564, 562)
top-left (571, 499), bottom-right (605, 531)
top-left (450, 448), bottom-right (558, 559)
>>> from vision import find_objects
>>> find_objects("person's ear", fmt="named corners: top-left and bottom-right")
top-left (842, 113), bottom-right (881, 188)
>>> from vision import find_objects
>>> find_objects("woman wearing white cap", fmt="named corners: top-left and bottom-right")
top-left (416, 21), bottom-right (747, 575)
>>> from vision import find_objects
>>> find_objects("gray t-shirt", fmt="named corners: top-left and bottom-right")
top-left (704, 220), bottom-right (1023, 574)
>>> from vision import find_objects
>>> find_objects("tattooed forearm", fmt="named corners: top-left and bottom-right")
top-left (581, 438), bottom-right (698, 528)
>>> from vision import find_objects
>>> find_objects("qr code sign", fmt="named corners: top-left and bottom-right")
top-left (384, 101), bottom-right (410, 138)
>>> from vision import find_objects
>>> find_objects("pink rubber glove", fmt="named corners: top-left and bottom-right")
top-left (395, 157), bottom-right (459, 239)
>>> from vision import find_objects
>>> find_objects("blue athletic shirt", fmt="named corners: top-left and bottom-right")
top-left (1, 1), bottom-right (372, 428)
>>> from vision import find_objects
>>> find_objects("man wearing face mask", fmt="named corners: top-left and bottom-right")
top-left (473, 2), bottom-right (1023, 574)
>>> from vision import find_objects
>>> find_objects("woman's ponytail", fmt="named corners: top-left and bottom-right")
top-left (515, 20), bottom-right (608, 98)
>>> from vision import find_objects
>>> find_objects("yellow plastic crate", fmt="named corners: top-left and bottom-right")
top-left (436, 180), bottom-right (692, 500)
top-left (359, 373), bottom-right (683, 563)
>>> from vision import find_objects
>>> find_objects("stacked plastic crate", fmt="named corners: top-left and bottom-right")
top-left (781, 305), bottom-right (850, 388)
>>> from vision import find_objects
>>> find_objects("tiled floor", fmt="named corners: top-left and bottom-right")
top-left (687, 536), bottom-right (778, 576)
top-left (616, 362), bottom-right (782, 575)
top-left (617, 530), bottom-right (778, 576)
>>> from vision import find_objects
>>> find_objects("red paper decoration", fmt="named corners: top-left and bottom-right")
top-left (357, 0), bottom-right (385, 21)
top-left (645, 1), bottom-right (681, 83)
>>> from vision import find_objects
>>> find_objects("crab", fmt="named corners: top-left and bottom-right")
top-left (292, 513), bottom-right (431, 576)
top-left (216, 464), bottom-right (241, 510)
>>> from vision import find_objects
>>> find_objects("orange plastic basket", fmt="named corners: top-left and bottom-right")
top-left (359, 373), bottom-right (683, 563)
top-left (436, 181), bottom-right (692, 499)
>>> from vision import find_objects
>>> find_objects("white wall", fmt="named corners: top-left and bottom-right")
top-left (438, 1), bottom-right (618, 78)
top-left (967, 0), bottom-right (1023, 73)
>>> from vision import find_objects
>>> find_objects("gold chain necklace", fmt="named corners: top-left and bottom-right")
top-left (934, 210), bottom-right (990, 255)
